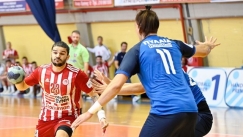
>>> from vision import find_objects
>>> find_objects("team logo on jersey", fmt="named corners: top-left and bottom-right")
top-left (62, 79), bottom-right (69, 85)
top-left (86, 80), bottom-right (92, 88)
top-left (45, 78), bottom-right (50, 82)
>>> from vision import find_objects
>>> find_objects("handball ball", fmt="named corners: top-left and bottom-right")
top-left (7, 66), bottom-right (25, 84)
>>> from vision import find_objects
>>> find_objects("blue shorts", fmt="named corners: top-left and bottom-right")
top-left (139, 112), bottom-right (197, 137)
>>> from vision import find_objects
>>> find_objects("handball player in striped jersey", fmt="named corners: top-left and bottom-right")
top-left (14, 41), bottom-right (108, 137)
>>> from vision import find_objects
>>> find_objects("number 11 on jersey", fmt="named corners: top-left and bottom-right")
top-left (156, 49), bottom-right (176, 74)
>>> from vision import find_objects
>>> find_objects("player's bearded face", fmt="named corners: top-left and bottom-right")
top-left (51, 47), bottom-right (69, 67)
top-left (52, 56), bottom-right (67, 67)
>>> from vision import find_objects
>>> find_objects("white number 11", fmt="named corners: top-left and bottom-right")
top-left (156, 49), bottom-right (176, 74)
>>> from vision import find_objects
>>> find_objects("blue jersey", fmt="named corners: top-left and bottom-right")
top-left (116, 35), bottom-right (197, 115)
top-left (183, 71), bottom-right (206, 104)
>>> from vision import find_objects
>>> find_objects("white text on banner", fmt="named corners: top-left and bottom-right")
top-left (225, 69), bottom-right (243, 108)
top-left (114, 0), bottom-right (160, 6)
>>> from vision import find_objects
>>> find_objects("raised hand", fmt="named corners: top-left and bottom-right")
top-left (93, 69), bottom-right (105, 82)
top-left (71, 112), bottom-right (93, 129)
top-left (196, 36), bottom-right (220, 50)
top-left (91, 79), bottom-right (107, 94)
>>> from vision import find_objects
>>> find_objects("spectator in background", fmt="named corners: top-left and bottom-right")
top-left (68, 30), bottom-right (89, 75)
top-left (31, 61), bottom-right (42, 97)
top-left (87, 36), bottom-right (111, 62)
top-left (31, 61), bottom-right (38, 71)
top-left (182, 57), bottom-right (188, 72)
top-left (21, 57), bottom-right (34, 97)
top-left (87, 36), bottom-right (116, 78)
top-left (115, 42), bottom-right (140, 102)
top-left (15, 61), bottom-right (21, 66)
top-left (2, 42), bottom-right (19, 63)
top-left (0, 62), bottom-right (5, 93)
top-left (93, 56), bottom-right (109, 77)
top-left (0, 60), bottom-right (15, 95)
top-left (114, 42), bottom-right (128, 74)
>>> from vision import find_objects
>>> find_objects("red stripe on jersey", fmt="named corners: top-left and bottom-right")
top-left (37, 64), bottom-right (81, 121)
top-left (41, 68), bottom-right (51, 121)
top-left (52, 71), bottom-right (59, 121)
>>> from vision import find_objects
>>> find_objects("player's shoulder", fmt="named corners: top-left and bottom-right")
top-left (66, 63), bottom-right (80, 73)
top-left (39, 64), bottom-right (51, 69)
top-left (130, 41), bottom-right (143, 52)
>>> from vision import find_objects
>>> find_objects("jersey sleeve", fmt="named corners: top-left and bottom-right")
top-left (115, 45), bottom-right (140, 78)
top-left (174, 40), bottom-right (195, 58)
top-left (24, 67), bottom-right (39, 86)
top-left (81, 47), bottom-right (89, 63)
top-left (75, 70), bottom-right (93, 93)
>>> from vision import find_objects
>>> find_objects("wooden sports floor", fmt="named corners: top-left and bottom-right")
top-left (0, 96), bottom-right (243, 137)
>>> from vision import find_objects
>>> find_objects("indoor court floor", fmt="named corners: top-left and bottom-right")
top-left (0, 96), bottom-right (243, 137)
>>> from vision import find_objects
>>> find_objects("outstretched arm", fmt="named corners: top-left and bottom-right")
top-left (87, 90), bottom-right (108, 129)
top-left (92, 79), bottom-right (145, 95)
top-left (193, 36), bottom-right (220, 57)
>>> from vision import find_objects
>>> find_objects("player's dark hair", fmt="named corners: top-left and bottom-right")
top-left (72, 30), bottom-right (80, 35)
top-left (135, 5), bottom-right (159, 37)
top-left (22, 56), bottom-right (27, 60)
top-left (121, 42), bottom-right (128, 47)
top-left (51, 41), bottom-right (70, 55)
top-left (96, 55), bottom-right (102, 59)
top-left (97, 36), bottom-right (103, 40)
top-left (31, 61), bottom-right (37, 64)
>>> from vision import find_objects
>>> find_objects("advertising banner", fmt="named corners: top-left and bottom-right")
top-left (114, 0), bottom-right (160, 6)
top-left (73, 0), bottom-right (113, 8)
top-left (0, 0), bottom-right (26, 12)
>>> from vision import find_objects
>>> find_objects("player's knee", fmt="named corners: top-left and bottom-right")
top-left (55, 125), bottom-right (73, 137)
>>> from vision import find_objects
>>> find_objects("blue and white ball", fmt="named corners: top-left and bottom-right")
top-left (7, 66), bottom-right (25, 84)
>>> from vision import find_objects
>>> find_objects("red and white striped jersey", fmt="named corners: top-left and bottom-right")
top-left (22, 63), bottom-right (33, 76)
top-left (2, 49), bottom-right (18, 63)
top-left (25, 63), bottom-right (93, 121)
top-left (93, 63), bottom-right (108, 77)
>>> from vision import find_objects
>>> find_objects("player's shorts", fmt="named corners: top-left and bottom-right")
top-left (34, 116), bottom-right (75, 137)
top-left (139, 112), bottom-right (197, 137)
top-left (195, 101), bottom-right (213, 137)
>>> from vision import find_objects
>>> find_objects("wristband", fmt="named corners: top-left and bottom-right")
top-left (88, 101), bottom-right (102, 114)
top-left (97, 110), bottom-right (106, 121)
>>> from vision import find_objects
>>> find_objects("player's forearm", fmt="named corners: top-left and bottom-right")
top-left (98, 75), bottom-right (127, 106)
top-left (15, 80), bottom-right (29, 91)
top-left (103, 75), bottom-right (111, 84)
top-left (118, 83), bottom-right (145, 95)
top-left (193, 44), bottom-right (211, 57)
top-left (107, 57), bottom-right (115, 67)
top-left (83, 62), bottom-right (89, 75)
top-left (114, 61), bottom-right (119, 69)
top-left (88, 91), bottom-right (106, 121)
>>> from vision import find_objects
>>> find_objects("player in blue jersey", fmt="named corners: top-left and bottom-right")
top-left (90, 69), bottom-right (213, 137)
top-left (71, 6), bottom-right (219, 137)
